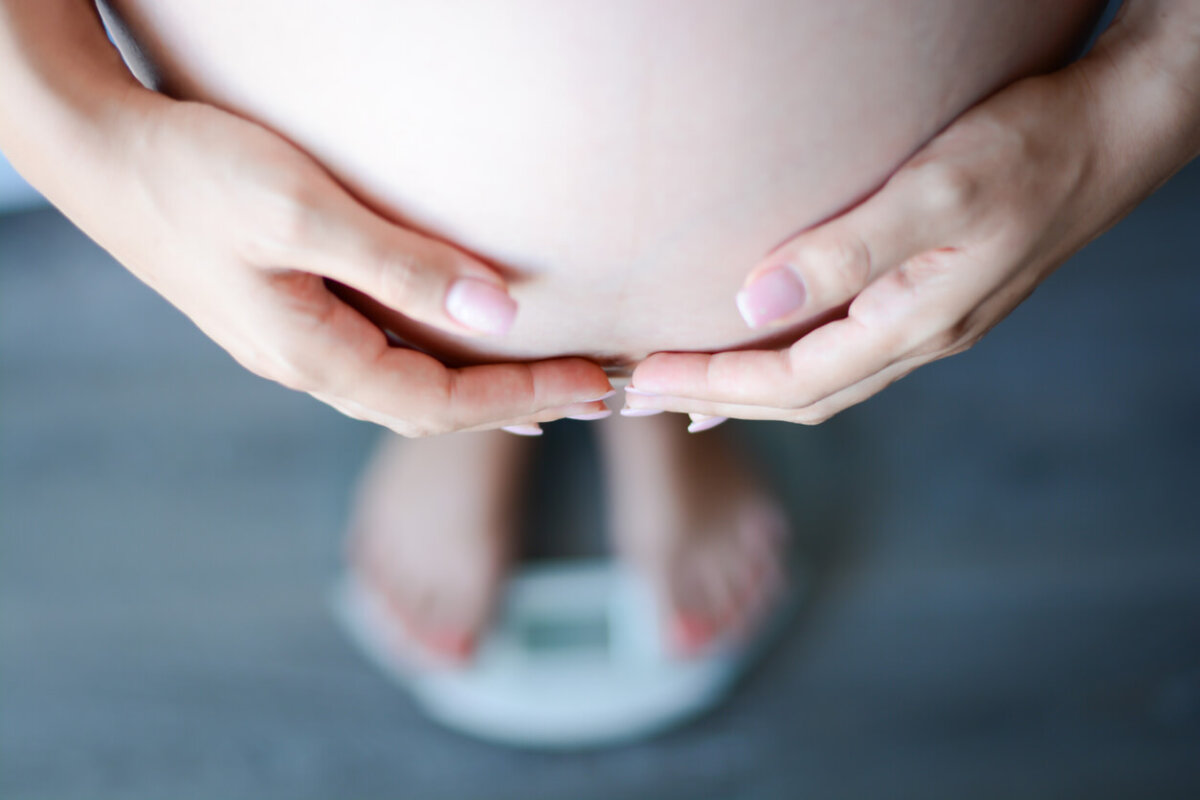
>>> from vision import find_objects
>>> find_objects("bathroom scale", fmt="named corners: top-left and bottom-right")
top-left (332, 558), bottom-right (800, 749)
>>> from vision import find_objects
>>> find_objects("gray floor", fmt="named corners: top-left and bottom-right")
top-left (2, 160), bottom-right (1199, 800)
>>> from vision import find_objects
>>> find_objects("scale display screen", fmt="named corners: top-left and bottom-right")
top-left (520, 613), bottom-right (610, 654)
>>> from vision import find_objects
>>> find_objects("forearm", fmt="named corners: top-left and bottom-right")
top-left (1076, 0), bottom-right (1200, 212)
top-left (0, 0), bottom-right (154, 205)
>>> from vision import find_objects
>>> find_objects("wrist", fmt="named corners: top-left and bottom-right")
top-left (0, 0), bottom-right (160, 207)
top-left (1081, 2), bottom-right (1200, 169)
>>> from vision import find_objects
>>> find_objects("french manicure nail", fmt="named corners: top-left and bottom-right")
top-left (587, 389), bottom-right (617, 402)
top-left (620, 407), bottom-right (665, 417)
top-left (567, 409), bottom-right (613, 421)
top-left (502, 424), bottom-right (543, 436)
top-left (624, 386), bottom-right (658, 397)
top-left (446, 278), bottom-right (517, 335)
top-left (735, 265), bottom-right (806, 328)
top-left (687, 414), bottom-right (729, 433)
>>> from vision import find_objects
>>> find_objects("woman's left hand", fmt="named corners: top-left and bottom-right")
top-left (627, 5), bottom-right (1200, 425)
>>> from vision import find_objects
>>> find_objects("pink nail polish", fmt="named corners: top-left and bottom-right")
top-left (502, 424), bottom-right (543, 436)
top-left (445, 278), bottom-right (517, 335)
top-left (735, 265), bottom-right (806, 328)
top-left (687, 414), bottom-right (729, 433)
top-left (620, 407), bottom-right (664, 417)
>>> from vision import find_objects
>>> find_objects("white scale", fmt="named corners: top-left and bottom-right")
top-left (333, 559), bottom-right (799, 749)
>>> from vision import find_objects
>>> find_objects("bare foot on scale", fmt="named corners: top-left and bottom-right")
top-left (597, 410), bottom-right (790, 656)
top-left (346, 430), bottom-right (531, 664)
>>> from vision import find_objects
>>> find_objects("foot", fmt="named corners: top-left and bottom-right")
top-left (597, 411), bottom-right (789, 656)
top-left (346, 430), bottom-right (531, 665)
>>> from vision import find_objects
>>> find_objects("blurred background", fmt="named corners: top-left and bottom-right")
top-left (2, 140), bottom-right (1199, 799)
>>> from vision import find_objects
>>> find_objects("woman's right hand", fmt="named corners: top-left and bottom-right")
top-left (34, 91), bottom-right (615, 436)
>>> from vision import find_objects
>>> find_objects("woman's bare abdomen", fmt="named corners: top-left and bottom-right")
top-left (103, 0), bottom-right (1102, 372)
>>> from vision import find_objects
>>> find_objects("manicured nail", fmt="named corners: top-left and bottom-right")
top-left (687, 414), bottom-right (728, 433)
top-left (567, 409), bottom-right (613, 421)
top-left (502, 424), bottom-right (543, 436)
top-left (620, 407), bottom-right (664, 417)
top-left (624, 386), bottom-right (658, 397)
top-left (445, 278), bottom-right (517, 335)
top-left (587, 389), bottom-right (617, 402)
top-left (735, 265), bottom-right (806, 328)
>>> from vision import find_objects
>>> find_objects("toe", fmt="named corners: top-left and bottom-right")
top-left (669, 612), bottom-right (719, 656)
top-left (664, 563), bottom-right (730, 656)
top-left (408, 624), bottom-right (478, 663)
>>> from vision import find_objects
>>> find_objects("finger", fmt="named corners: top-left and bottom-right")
top-left (735, 166), bottom-right (945, 330)
top-left (466, 399), bottom-right (614, 435)
top-left (313, 392), bottom-right (613, 436)
top-left (629, 256), bottom-right (1015, 423)
top-left (622, 391), bottom-right (799, 422)
top-left (634, 351), bottom-right (930, 427)
top-left (789, 268), bottom-right (1037, 421)
top-left (631, 315), bottom-right (894, 412)
top-left (791, 355), bottom-right (926, 423)
top-left (633, 253), bottom-right (966, 409)
top-left (263, 288), bottom-right (612, 436)
top-left (496, 402), bottom-right (616, 432)
top-left (281, 184), bottom-right (520, 337)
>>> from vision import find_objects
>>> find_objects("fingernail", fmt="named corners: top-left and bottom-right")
top-left (620, 407), bottom-right (664, 417)
top-left (567, 409), bottom-right (613, 421)
top-left (587, 389), bottom-right (617, 402)
top-left (735, 265), bottom-right (806, 328)
top-left (502, 424), bottom-right (543, 436)
top-left (446, 278), bottom-right (517, 336)
top-left (687, 414), bottom-right (728, 433)
top-left (624, 386), bottom-right (658, 397)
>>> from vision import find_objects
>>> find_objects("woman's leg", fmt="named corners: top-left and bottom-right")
top-left (596, 412), bottom-right (789, 653)
top-left (346, 429), bottom-right (533, 662)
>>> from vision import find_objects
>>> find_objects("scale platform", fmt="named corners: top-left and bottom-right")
top-left (333, 558), bottom-right (799, 750)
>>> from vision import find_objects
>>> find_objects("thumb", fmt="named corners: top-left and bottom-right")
top-left (735, 172), bottom-right (939, 330)
top-left (285, 189), bottom-right (517, 337)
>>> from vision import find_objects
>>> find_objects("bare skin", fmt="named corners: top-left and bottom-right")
top-left (597, 412), bottom-right (788, 654)
top-left (351, 402), bottom-right (788, 661)
top-left (84, 0), bottom-right (1103, 663)
top-left (99, 0), bottom-right (1103, 372)
top-left (347, 429), bottom-right (533, 661)
top-left (6, 2), bottom-right (1133, 663)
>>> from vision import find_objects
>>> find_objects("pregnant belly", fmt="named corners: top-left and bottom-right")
top-left (102, 0), bottom-right (1101, 372)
